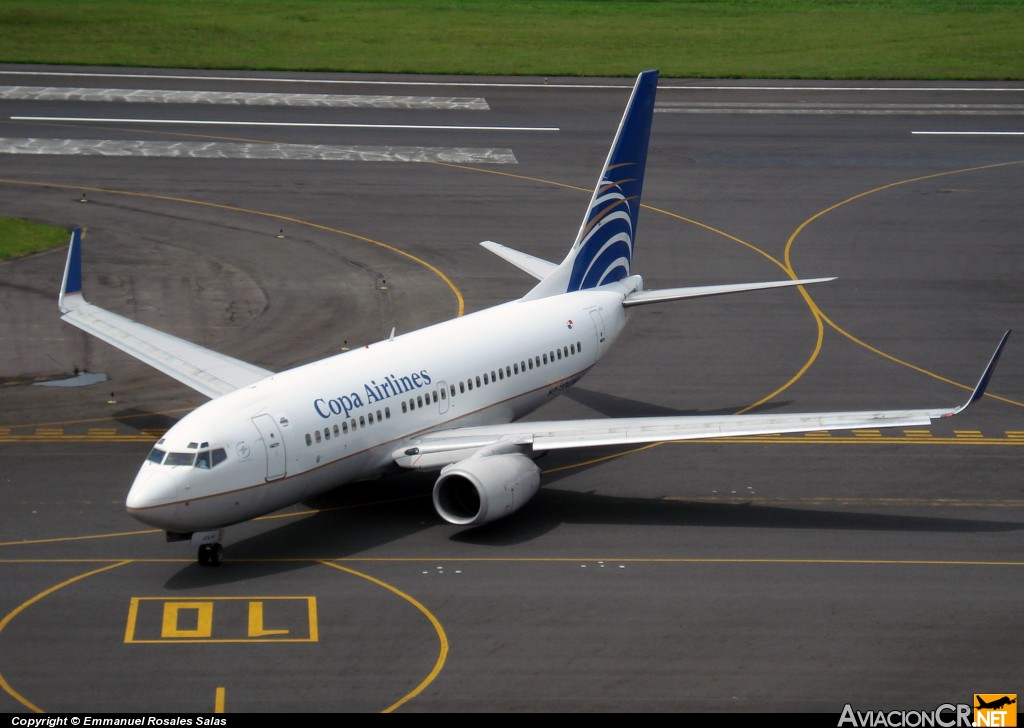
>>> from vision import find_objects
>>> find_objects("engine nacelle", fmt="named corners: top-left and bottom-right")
top-left (433, 453), bottom-right (541, 526)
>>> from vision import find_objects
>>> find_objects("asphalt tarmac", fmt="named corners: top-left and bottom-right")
top-left (1, 66), bottom-right (1022, 713)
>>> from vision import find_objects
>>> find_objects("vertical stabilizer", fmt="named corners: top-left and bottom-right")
top-left (523, 69), bottom-right (658, 300)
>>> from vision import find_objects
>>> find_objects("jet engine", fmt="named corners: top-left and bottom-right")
top-left (433, 453), bottom-right (541, 526)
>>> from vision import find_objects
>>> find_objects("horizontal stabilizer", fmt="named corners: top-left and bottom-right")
top-left (58, 228), bottom-right (273, 399)
top-left (622, 277), bottom-right (835, 307)
top-left (480, 241), bottom-right (556, 281)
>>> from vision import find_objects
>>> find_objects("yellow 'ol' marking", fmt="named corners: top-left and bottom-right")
top-left (248, 601), bottom-right (289, 637)
top-left (162, 601), bottom-right (214, 638)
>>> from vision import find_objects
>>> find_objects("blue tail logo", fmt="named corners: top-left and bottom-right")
top-left (566, 69), bottom-right (657, 292)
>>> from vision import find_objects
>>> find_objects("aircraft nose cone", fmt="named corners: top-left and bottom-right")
top-left (126, 471), bottom-right (180, 510)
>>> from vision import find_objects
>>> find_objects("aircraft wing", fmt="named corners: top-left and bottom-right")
top-left (394, 331), bottom-right (1009, 469)
top-left (58, 229), bottom-right (273, 399)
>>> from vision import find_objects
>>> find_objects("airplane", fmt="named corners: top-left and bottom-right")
top-left (977, 697), bottom-right (1017, 711)
top-left (56, 69), bottom-right (1010, 566)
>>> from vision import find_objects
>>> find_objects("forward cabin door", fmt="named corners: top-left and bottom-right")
top-left (251, 414), bottom-right (287, 481)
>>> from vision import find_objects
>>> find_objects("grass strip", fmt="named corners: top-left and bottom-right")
top-left (0, 1), bottom-right (1022, 79)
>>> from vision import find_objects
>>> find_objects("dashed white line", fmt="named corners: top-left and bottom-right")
top-left (0, 138), bottom-right (518, 164)
top-left (11, 115), bottom-right (558, 132)
top-left (0, 86), bottom-right (489, 110)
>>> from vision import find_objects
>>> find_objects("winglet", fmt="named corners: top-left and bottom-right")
top-left (952, 330), bottom-right (1011, 415)
top-left (58, 227), bottom-right (83, 313)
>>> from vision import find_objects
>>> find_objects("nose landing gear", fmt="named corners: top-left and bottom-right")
top-left (187, 529), bottom-right (225, 567)
top-left (197, 542), bottom-right (224, 566)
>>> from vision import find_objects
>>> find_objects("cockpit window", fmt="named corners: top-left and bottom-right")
top-left (165, 452), bottom-right (196, 467)
top-left (147, 448), bottom-right (166, 464)
top-left (192, 448), bottom-right (228, 470)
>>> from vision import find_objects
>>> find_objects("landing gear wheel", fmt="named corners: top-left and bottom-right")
top-left (197, 543), bottom-right (223, 567)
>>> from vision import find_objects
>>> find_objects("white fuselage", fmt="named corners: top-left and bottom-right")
top-left (125, 279), bottom-right (638, 533)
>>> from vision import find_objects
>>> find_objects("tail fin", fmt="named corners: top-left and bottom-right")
top-left (523, 69), bottom-right (658, 301)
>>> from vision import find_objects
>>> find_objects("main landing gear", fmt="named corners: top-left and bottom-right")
top-left (197, 543), bottom-right (224, 567)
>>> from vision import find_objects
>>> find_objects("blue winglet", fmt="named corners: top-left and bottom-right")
top-left (955, 330), bottom-right (1011, 413)
top-left (58, 228), bottom-right (83, 311)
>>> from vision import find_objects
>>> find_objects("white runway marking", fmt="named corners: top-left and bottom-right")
top-left (12, 115), bottom-right (557, 132)
top-left (656, 101), bottom-right (1024, 115)
top-left (0, 85), bottom-right (488, 110)
top-left (912, 130), bottom-right (1024, 136)
top-left (0, 138), bottom-right (517, 164)
top-left (2, 70), bottom-right (1024, 92)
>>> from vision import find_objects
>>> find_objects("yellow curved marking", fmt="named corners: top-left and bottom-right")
top-left (318, 560), bottom-right (448, 713)
top-left (783, 160), bottom-right (1024, 409)
top-left (434, 163), bottom-right (828, 420)
top-left (0, 560), bottom-right (131, 712)
top-left (0, 177), bottom-right (464, 317)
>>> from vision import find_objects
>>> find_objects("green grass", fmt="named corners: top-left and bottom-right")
top-left (0, 0), bottom-right (1021, 79)
top-left (0, 217), bottom-right (69, 261)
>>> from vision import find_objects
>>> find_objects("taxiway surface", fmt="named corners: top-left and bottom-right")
top-left (1, 66), bottom-right (1022, 713)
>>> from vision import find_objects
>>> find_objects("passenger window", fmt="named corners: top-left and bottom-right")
top-left (359, 416), bottom-right (365, 427)
top-left (305, 434), bottom-right (312, 446)
top-left (484, 373), bottom-right (489, 385)
top-left (506, 366), bottom-right (511, 377)
top-left (324, 428), bottom-right (330, 440)
top-left (543, 354), bottom-right (548, 365)
top-left (432, 392), bottom-right (438, 404)
top-left (460, 382), bottom-right (465, 393)
top-left (342, 422), bottom-right (349, 434)
top-left (557, 349), bottom-right (562, 360)
top-left (563, 346), bottom-right (569, 357)
top-left (450, 385), bottom-right (456, 397)
top-left (528, 359), bottom-right (533, 370)
top-left (467, 379), bottom-right (473, 391)
top-left (498, 369), bottom-right (504, 380)
top-left (441, 389), bottom-right (446, 400)
top-left (350, 418), bottom-right (357, 431)
top-left (514, 363), bottom-right (519, 375)
top-left (535, 356), bottom-right (541, 367)
top-left (315, 431), bottom-right (321, 444)
top-left (402, 401), bottom-right (408, 413)
top-left (491, 370), bottom-right (496, 382)
top-left (417, 395), bottom-right (423, 408)
top-left (377, 409), bottom-right (382, 420)
top-left (476, 376), bottom-right (481, 388)
top-left (385, 407), bottom-right (391, 419)
top-left (333, 424), bottom-right (340, 436)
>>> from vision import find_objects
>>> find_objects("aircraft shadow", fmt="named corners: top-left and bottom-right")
top-left (451, 488), bottom-right (1024, 546)
top-left (163, 474), bottom-right (1020, 587)
top-left (113, 407), bottom-right (180, 433)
